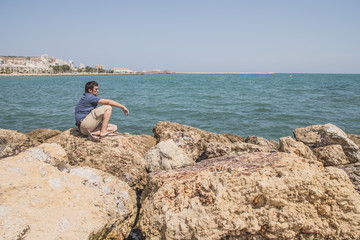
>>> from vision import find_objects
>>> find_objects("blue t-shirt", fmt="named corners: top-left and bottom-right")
top-left (75, 93), bottom-right (101, 123)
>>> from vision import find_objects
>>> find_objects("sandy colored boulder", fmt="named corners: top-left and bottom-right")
top-left (313, 145), bottom-right (350, 166)
top-left (138, 152), bottom-right (360, 240)
top-left (153, 121), bottom-right (245, 161)
top-left (348, 133), bottom-right (360, 148)
top-left (26, 128), bottom-right (62, 143)
top-left (245, 136), bottom-right (278, 152)
top-left (294, 123), bottom-right (360, 163)
top-left (0, 143), bottom-right (137, 240)
top-left (144, 139), bottom-right (193, 172)
top-left (27, 143), bottom-right (69, 171)
top-left (338, 135), bottom-right (360, 194)
top-left (338, 162), bottom-right (360, 194)
top-left (0, 128), bottom-right (37, 159)
top-left (278, 136), bottom-right (317, 162)
top-left (46, 128), bottom-right (156, 190)
top-left (201, 141), bottom-right (271, 160)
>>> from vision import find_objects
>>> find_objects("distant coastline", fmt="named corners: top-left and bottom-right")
top-left (0, 71), bottom-right (175, 77)
top-left (0, 54), bottom-right (176, 76)
top-left (0, 73), bottom-right (140, 77)
top-left (0, 71), bottom-right (275, 77)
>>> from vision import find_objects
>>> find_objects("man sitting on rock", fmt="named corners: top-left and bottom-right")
top-left (75, 81), bottom-right (129, 141)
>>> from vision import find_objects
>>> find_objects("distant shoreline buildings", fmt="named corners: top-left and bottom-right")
top-left (0, 54), bottom-right (175, 75)
top-left (0, 54), bottom-right (74, 74)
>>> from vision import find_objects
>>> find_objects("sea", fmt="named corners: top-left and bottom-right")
top-left (0, 73), bottom-right (359, 141)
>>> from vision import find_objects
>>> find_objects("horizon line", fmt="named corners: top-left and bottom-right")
top-left (176, 72), bottom-right (360, 74)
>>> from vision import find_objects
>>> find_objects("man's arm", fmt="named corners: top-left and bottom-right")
top-left (98, 99), bottom-right (129, 116)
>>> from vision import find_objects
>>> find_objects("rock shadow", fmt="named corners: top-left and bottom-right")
top-left (69, 128), bottom-right (87, 139)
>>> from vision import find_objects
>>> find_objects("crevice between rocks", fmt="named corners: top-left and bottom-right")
top-left (126, 190), bottom-right (144, 240)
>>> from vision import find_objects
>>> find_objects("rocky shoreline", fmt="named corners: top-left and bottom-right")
top-left (1, 122), bottom-right (360, 239)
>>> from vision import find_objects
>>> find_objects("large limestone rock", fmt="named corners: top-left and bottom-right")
top-left (338, 162), bottom-right (360, 194)
top-left (0, 143), bottom-right (137, 240)
top-left (340, 134), bottom-right (360, 193)
top-left (153, 121), bottom-right (245, 161)
top-left (293, 123), bottom-right (360, 163)
top-left (199, 136), bottom-right (278, 160)
top-left (138, 152), bottom-right (360, 240)
top-left (46, 128), bottom-right (156, 190)
top-left (201, 141), bottom-right (272, 160)
top-left (278, 136), bottom-right (317, 162)
top-left (348, 133), bottom-right (360, 148)
top-left (245, 136), bottom-right (278, 152)
top-left (0, 129), bottom-right (37, 159)
top-left (26, 128), bottom-right (62, 144)
top-left (279, 136), bottom-right (352, 166)
top-left (313, 145), bottom-right (350, 166)
top-left (144, 139), bottom-right (193, 172)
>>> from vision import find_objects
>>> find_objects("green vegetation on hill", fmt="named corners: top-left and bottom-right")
top-left (50, 65), bottom-right (71, 73)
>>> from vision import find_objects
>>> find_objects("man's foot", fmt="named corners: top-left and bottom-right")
top-left (87, 130), bottom-right (100, 142)
top-left (100, 132), bottom-right (119, 138)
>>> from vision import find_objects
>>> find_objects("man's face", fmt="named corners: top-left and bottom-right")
top-left (89, 86), bottom-right (99, 96)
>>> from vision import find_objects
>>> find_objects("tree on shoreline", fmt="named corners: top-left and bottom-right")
top-left (51, 65), bottom-right (71, 73)
top-left (82, 66), bottom-right (111, 73)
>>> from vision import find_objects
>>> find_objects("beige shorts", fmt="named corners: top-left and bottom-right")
top-left (79, 105), bottom-right (111, 135)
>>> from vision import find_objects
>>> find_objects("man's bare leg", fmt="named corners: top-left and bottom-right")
top-left (107, 123), bottom-right (118, 133)
top-left (86, 106), bottom-right (119, 138)
top-left (99, 106), bottom-right (112, 137)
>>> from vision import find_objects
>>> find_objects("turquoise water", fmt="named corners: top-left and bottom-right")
top-left (1, 74), bottom-right (359, 140)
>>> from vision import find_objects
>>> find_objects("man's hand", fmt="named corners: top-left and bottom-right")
top-left (98, 99), bottom-right (129, 116)
top-left (123, 107), bottom-right (129, 116)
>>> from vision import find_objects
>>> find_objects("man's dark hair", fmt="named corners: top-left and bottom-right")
top-left (85, 81), bottom-right (98, 93)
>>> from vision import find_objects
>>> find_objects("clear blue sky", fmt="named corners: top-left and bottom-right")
top-left (2, 0), bottom-right (360, 73)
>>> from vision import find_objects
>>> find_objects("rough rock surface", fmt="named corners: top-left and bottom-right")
top-left (144, 139), bottom-right (193, 172)
top-left (153, 121), bottom-right (245, 161)
top-left (46, 128), bottom-right (156, 190)
top-left (201, 142), bottom-right (272, 160)
top-left (26, 128), bottom-right (62, 144)
top-left (245, 136), bottom-right (278, 152)
top-left (313, 145), bottom-right (350, 166)
top-left (278, 136), bottom-right (317, 162)
top-left (293, 123), bottom-right (360, 163)
top-left (138, 152), bottom-right (360, 240)
top-left (0, 143), bottom-right (137, 240)
top-left (0, 129), bottom-right (37, 159)
top-left (348, 133), bottom-right (360, 148)
top-left (340, 134), bottom-right (360, 193)
top-left (338, 162), bottom-right (360, 194)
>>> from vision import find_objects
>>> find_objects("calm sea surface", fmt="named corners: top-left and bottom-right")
top-left (1, 74), bottom-right (359, 140)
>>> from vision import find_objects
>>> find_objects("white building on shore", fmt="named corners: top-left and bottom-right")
top-left (113, 68), bottom-right (133, 74)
